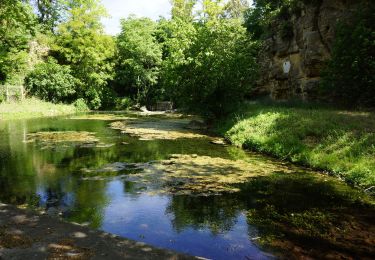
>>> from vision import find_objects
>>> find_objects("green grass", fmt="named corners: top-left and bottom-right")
top-left (216, 101), bottom-right (375, 187)
top-left (0, 98), bottom-right (80, 120)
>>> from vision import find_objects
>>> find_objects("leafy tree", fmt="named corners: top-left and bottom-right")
top-left (158, 17), bottom-right (197, 101)
top-left (200, 0), bottom-right (225, 21)
top-left (224, 0), bottom-right (249, 19)
top-left (171, 0), bottom-right (197, 21)
top-left (25, 57), bottom-right (77, 103)
top-left (178, 19), bottom-right (259, 118)
top-left (53, 0), bottom-right (115, 109)
top-left (161, 0), bottom-right (259, 118)
top-left (0, 0), bottom-right (36, 84)
top-left (32, 0), bottom-right (67, 32)
top-left (115, 16), bottom-right (162, 104)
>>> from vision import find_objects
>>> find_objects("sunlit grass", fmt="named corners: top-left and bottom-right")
top-left (216, 101), bottom-right (375, 187)
top-left (0, 98), bottom-right (78, 120)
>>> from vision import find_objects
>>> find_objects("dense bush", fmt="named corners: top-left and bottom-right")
top-left (73, 98), bottom-right (90, 112)
top-left (25, 58), bottom-right (77, 103)
top-left (115, 97), bottom-right (133, 110)
top-left (320, 3), bottom-right (375, 107)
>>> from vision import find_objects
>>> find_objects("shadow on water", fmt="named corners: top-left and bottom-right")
top-left (0, 114), bottom-right (374, 259)
top-left (236, 172), bottom-right (375, 259)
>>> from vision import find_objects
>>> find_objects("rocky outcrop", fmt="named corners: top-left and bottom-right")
top-left (255, 0), bottom-right (361, 100)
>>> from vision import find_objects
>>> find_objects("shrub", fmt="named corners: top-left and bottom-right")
top-left (73, 98), bottom-right (89, 112)
top-left (0, 91), bottom-right (5, 103)
top-left (115, 97), bottom-right (133, 110)
top-left (25, 57), bottom-right (77, 103)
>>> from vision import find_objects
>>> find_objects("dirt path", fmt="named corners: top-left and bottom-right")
top-left (0, 203), bottom-right (196, 260)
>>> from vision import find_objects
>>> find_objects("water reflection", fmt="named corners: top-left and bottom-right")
top-left (0, 116), bottom-right (374, 259)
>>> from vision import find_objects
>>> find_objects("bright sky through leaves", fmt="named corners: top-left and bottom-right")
top-left (101, 0), bottom-right (171, 35)
top-left (101, 0), bottom-right (253, 35)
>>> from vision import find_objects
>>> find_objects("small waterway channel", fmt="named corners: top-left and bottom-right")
top-left (0, 113), bottom-right (374, 259)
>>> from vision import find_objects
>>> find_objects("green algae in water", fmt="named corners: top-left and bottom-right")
top-left (24, 131), bottom-right (115, 149)
top-left (110, 119), bottom-right (208, 140)
top-left (80, 154), bottom-right (312, 196)
top-left (70, 114), bottom-right (133, 121)
top-left (1, 113), bottom-right (375, 259)
top-left (26, 131), bottom-right (99, 144)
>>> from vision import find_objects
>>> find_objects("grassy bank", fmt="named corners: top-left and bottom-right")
top-left (0, 98), bottom-right (79, 120)
top-left (216, 101), bottom-right (375, 187)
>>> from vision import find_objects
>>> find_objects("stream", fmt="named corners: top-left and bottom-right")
top-left (0, 113), bottom-right (374, 259)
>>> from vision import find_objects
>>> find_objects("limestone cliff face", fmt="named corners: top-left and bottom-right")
top-left (256, 0), bottom-right (360, 100)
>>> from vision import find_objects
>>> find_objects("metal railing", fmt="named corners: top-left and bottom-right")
top-left (0, 85), bottom-right (25, 102)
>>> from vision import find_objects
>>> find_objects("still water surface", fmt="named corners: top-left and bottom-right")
top-left (0, 114), bottom-right (374, 259)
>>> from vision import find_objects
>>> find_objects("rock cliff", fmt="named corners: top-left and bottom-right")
top-left (255, 0), bottom-right (361, 100)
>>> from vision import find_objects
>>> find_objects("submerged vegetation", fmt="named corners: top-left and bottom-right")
top-left (240, 172), bottom-right (375, 258)
top-left (1, 113), bottom-right (375, 259)
top-left (110, 118), bottom-right (208, 140)
top-left (0, 0), bottom-right (374, 258)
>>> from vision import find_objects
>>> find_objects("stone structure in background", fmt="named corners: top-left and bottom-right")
top-left (148, 101), bottom-right (174, 111)
top-left (255, 0), bottom-right (360, 100)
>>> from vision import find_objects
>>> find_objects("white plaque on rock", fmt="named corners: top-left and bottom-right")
top-left (283, 61), bottom-right (291, 74)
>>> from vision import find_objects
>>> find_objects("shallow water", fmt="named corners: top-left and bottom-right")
top-left (0, 113), bottom-right (374, 259)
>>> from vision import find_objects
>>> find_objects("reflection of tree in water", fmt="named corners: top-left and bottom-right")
top-left (0, 133), bottom-right (38, 205)
top-left (166, 195), bottom-right (244, 235)
top-left (67, 180), bottom-right (109, 229)
top-left (238, 172), bottom-right (375, 259)
top-left (122, 180), bottom-right (146, 197)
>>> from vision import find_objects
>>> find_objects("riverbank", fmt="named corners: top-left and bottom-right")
top-left (216, 101), bottom-right (375, 188)
top-left (0, 203), bottom-right (194, 259)
top-left (0, 98), bottom-right (79, 121)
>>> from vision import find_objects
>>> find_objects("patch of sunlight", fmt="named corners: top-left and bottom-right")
top-left (81, 154), bottom-right (301, 195)
top-left (110, 119), bottom-right (209, 140)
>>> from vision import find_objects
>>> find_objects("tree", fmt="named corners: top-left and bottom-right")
top-left (53, 0), bottom-right (115, 109)
top-left (158, 18), bottom-right (197, 102)
top-left (176, 19), bottom-right (259, 118)
top-left (115, 16), bottom-right (162, 105)
top-left (200, 0), bottom-right (225, 21)
top-left (224, 0), bottom-right (249, 19)
top-left (0, 0), bottom-right (36, 84)
top-left (171, 0), bottom-right (197, 21)
top-left (161, 0), bottom-right (259, 118)
top-left (32, 0), bottom-right (67, 32)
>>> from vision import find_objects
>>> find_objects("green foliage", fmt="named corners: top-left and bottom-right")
top-left (244, 0), bottom-right (302, 40)
top-left (0, 88), bottom-right (5, 104)
top-left (0, 0), bottom-right (36, 84)
top-left (53, 0), bottom-right (115, 109)
top-left (320, 3), bottom-right (375, 107)
top-left (0, 98), bottom-right (78, 120)
top-left (223, 0), bottom-right (249, 19)
top-left (25, 58), bottom-right (77, 103)
top-left (171, 0), bottom-right (197, 21)
top-left (161, 16), bottom-right (259, 118)
top-left (115, 16), bottom-right (162, 105)
top-left (73, 98), bottom-right (89, 112)
top-left (115, 97), bottom-right (133, 110)
top-left (217, 101), bottom-right (375, 187)
top-left (32, 0), bottom-right (66, 32)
